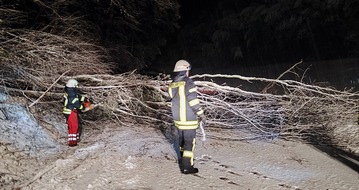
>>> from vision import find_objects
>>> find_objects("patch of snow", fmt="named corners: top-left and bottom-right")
top-left (124, 175), bottom-right (139, 187)
top-left (55, 159), bottom-right (75, 168)
top-left (0, 92), bottom-right (7, 102)
top-left (76, 142), bottom-right (102, 152)
top-left (0, 103), bottom-right (62, 156)
top-left (87, 184), bottom-right (93, 189)
top-left (124, 155), bottom-right (136, 169)
top-left (255, 163), bottom-right (316, 182)
top-left (74, 143), bottom-right (103, 159)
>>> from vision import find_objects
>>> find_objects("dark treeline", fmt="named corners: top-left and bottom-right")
top-left (0, 0), bottom-right (180, 71)
top-left (1, 0), bottom-right (358, 72)
top-left (157, 0), bottom-right (359, 70)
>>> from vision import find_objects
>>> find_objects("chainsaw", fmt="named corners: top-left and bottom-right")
top-left (83, 97), bottom-right (94, 112)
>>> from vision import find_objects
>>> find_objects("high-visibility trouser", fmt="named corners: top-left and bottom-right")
top-left (174, 120), bottom-right (198, 130)
top-left (177, 128), bottom-right (196, 169)
top-left (67, 110), bottom-right (79, 146)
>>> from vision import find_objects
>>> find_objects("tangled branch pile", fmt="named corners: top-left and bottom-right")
top-left (2, 58), bottom-right (359, 154)
top-left (193, 73), bottom-right (358, 147)
top-left (1, 30), bottom-right (114, 90)
top-left (0, 4), bottom-right (113, 102)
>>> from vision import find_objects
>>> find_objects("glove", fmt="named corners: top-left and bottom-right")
top-left (198, 114), bottom-right (206, 124)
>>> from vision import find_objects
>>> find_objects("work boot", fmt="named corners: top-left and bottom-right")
top-left (68, 141), bottom-right (77, 147)
top-left (178, 160), bottom-right (183, 171)
top-left (181, 167), bottom-right (199, 174)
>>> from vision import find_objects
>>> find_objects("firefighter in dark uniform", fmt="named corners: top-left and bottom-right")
top-left (63, 79), bottom-right (91, 146)
top-left (168, 60), bottom-right (206, 174)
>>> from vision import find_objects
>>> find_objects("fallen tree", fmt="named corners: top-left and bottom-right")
top-left (1, 62), bottom-right (358, 155)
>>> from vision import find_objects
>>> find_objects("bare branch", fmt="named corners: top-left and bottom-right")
top-left (29, 70), bottom-right (69, 107)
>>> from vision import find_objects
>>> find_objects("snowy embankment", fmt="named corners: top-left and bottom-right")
top-left (0, 93), bottom-right (64, 157)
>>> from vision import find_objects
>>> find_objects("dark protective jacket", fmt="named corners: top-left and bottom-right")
top-left (63, 87), bottom-right (85, 115)
top-left (168, 73), bottom-right (204, 130)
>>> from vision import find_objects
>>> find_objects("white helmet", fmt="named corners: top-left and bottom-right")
top-left (66, 79), bottom-right (78, 88)
top-left (173, 60), bottom-right (191, 72)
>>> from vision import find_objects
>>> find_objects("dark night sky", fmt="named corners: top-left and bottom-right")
top-left (156, 0), bottom-right (359, 69)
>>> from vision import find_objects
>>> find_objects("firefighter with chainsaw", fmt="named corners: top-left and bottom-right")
top-left (168, 60), bottom-right (206, 174)
top-left (63, 79), bottom-right (93, 146)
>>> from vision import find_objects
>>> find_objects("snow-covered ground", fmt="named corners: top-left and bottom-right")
top-left (16, 127), bottom-right (359, 190)
top-left (1, 93), bottom-right (359, 190)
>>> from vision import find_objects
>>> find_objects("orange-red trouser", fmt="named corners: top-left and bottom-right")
top-left (67, 110), bottom-right (79, 146)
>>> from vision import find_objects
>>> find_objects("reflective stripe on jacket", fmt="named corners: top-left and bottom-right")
top-left (63, 87), bottom-right (85, 114)
top-left (168, 74), bottom-right (203, 130)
